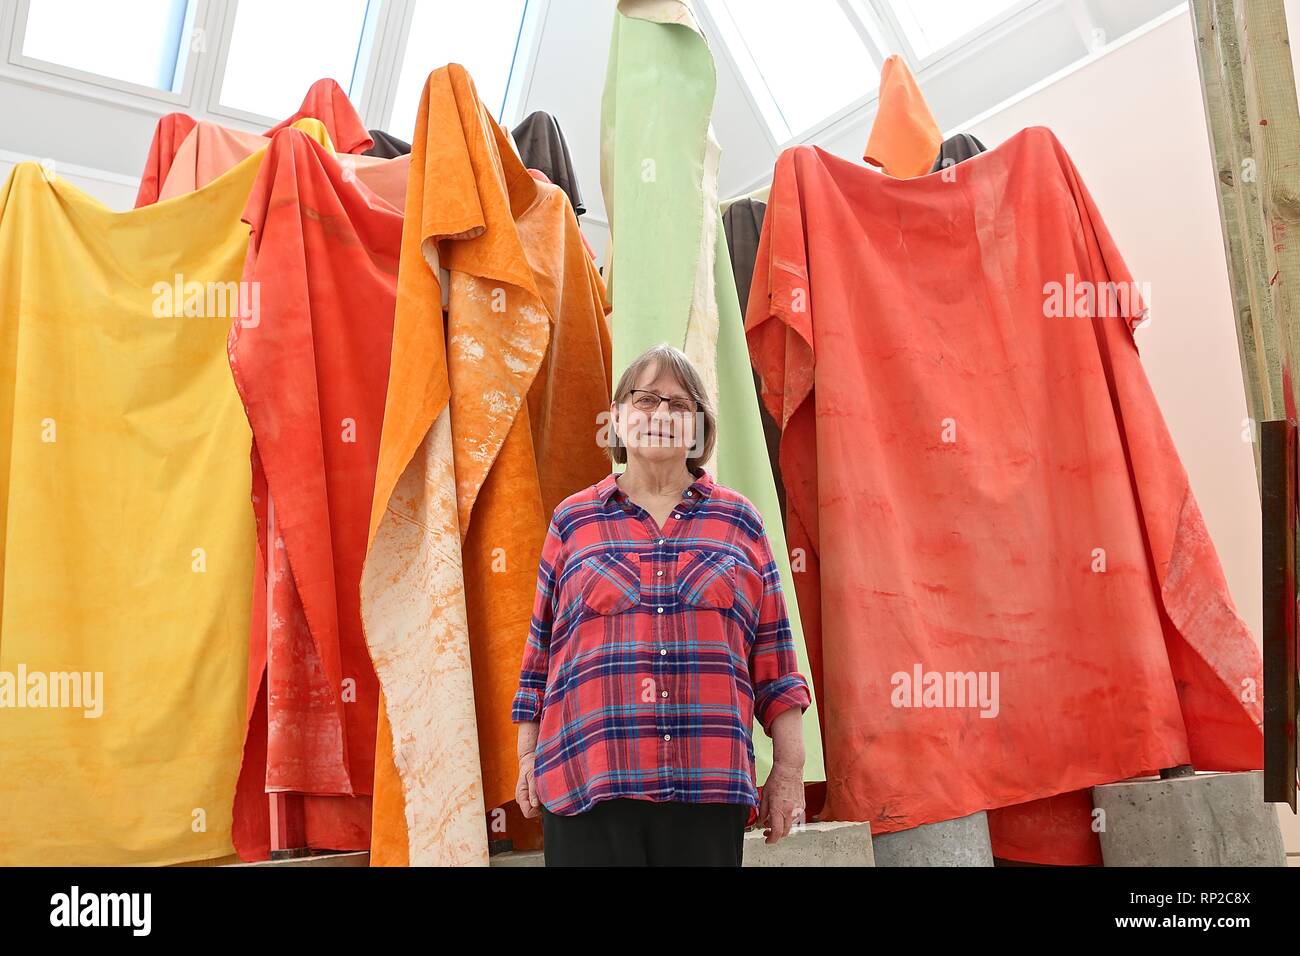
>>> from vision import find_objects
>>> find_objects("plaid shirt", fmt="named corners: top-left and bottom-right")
top-left (511, 466), bottom-right (811, 815)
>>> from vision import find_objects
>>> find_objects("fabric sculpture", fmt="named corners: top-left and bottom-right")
top-left (863, 54), bottom-right (943, 179)
top-left (361, 64), bottom-right (612, 866)
top-left (225, 127), bottom-right (404, 860)
top-left (600, 0), bottom-right (825, 792)
top-left (0, 154), bottom-right (264, 865)
top-left (746, 126), bottom-right (1265, 865)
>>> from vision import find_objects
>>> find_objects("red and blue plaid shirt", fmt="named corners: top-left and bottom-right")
top-left (511, 466), bottom-right (811, 815)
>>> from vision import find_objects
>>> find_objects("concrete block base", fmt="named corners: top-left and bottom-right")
top-left (1092, 770), bottom-right (1286, 867)
top-left (871, 811), bottom-right (994, 866)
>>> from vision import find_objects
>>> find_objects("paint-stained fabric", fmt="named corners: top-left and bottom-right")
top-left (863, 55), bottom-right (942, 179)
top-left (0, 156), bottom-right (261, 865)
top-left (746, 128), bottom-right (1264, 864)
top-left (226, 127), bottom-right (403, 860)
top-left (600, 0), bottom-right (825, 789)
top-left (362, 64), bottom-right (611, 866)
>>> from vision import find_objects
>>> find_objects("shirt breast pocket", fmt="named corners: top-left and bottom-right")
top-left (675, 550), bottom-right (737, 609)
top-left (578, 552), bottom-right (642, 616)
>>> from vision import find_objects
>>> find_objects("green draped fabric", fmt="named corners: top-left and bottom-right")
top-left (600, 0), bottom-right (825, 785)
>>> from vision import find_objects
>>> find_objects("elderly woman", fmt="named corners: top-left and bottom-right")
top-left (511, 343), bottom-right (810, 866)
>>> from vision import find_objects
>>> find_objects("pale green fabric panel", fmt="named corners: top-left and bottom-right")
top-left (601, 1), bottom-right (826, 785)
top-left (600, 11), bottom-right (711, 379)
top-left (712, 211), bottom-right (826, 784)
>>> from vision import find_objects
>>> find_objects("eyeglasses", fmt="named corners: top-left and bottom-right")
top-left (628, 388), bottom-right (698, 416)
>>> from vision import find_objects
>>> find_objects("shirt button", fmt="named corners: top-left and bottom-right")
top-left (661, 691), bottom-right (668, 698)
top-left (656, 607), bottom-right (664, 614)
top-left (672, 513), bottom-right (679, 519)
top-left (659, 648), bottom-right (667, 655)
top-left (685, 491), bottom-right (692, 497)
top-left (663, 734), bottom-right (671, 741)
top-left (657, 538), bottom-right (664, 545)
top-left (656, 570), bottom-right (663, 577)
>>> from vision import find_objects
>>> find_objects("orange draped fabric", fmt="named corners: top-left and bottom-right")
top-left (227, 127), bottom-right (402, 859)
top-left (362, 64), bottom-right (610, 865)
top-left (746, 128), bottom-right (1263, 865)
top-left (862, 55), bottom-right (942, 179)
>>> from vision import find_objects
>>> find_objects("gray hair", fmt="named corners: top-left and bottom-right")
top-left (608, 344), bottom-right (716, 473)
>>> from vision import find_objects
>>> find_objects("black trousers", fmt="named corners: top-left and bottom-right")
top-left (541, 798), bottom-right (749, 866)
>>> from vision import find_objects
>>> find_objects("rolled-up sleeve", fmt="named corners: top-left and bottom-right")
top-left (511, 516), bottom-right (563, 724)
top-left (749, 517), bottom-right (812, 736)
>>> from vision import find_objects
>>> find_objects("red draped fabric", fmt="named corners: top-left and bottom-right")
top-left (746, 128), bottom-right (1263, 864)
top-left (228, 127), bottom-right (401, 858)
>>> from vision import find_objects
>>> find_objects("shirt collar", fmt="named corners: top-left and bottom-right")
top-left (597, 466), bottom-right (715, 510)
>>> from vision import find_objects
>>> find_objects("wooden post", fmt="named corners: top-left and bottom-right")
top-left (1262, 420), bottom-right (1297, 809)
top-left (1190, 0), bottom-right (1300, 805)
top-left (1190, 0), bottom-right (1300, 482)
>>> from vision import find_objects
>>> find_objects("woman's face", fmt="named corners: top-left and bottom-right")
top-left (612, 368), bottom-right (699, 467)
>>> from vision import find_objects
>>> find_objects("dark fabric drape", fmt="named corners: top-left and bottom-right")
top-left (364, 129), bottom-right (412, 158)
top-left (724, 197), bottom-right (785, 528)
top-left (511, 111), bottom-right (584, 216)
top-left (930, 132), bottom-right (988, 173)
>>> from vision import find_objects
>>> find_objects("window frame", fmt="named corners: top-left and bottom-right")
top-left (372, 0), bottom-right (543, 140)
top-left (866, 0), bottom-right (1042, 69)
top-left (204, 0), bottom-right (383, 127)
top-left (5, 0), bottom-right (204, 106)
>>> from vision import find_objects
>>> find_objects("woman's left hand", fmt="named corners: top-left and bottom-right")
top-left (758, 759), bottom-right (805, 845)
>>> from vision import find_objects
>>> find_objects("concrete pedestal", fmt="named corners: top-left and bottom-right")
top-left (1092, 771), bottom-right (1286, 867)
top-left (871, 810), bottom-right (994, 867)
top-left (743, 820), bottom-right (874, 866)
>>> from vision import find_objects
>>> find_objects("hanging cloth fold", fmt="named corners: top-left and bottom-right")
top-left (512, 111), bottom-right (585, 216)
top-left (746, 128), bottom-right (1264, 865)
top-left (226, 125), bottom-right (403, 860)
top-left (931, 132), bottom-right (988, 173)
top-left (134, 111), bottom-right (197, 207)
top-left (142, 119), bottom-right (408, 210)
top-left (863, 54), bottom-right (943, 178)
top-left (0, 154), bottom-right (263, 865)
top-left (135, 79), bottom-right (389, 209)
top-left (364, 129), bottom-right (412, 159)
top-left (362, 63), bottom-right (612, 866)
top-left (600, 0), bottom-right (825, 797)
top-left (266, 78), bottom-right (374, 154)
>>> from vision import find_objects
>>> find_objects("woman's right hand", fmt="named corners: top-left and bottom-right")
top-left (516, 750), bottom-right (540, 818)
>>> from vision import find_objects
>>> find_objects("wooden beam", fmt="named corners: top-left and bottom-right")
top-left (1190, 0), bottom-right (1300, 804)
top-left (1190, 0), bottom-right (1300, 484)
top-left (1261, 419), bottom-right (1297, 809)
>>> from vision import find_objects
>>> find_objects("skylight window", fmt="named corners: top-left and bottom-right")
top-left (706, 0), bottom-right (880, 143)
top-left (218, 0), bottom-right (376, 119)
top-left (20, 0), bottom-right (194, 92)
top-left (887, 0), bottom-right (1027, 59)
top-left (386, 0), bottom-right (529, 143)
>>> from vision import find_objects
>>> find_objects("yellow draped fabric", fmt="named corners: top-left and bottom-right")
top-left (0, 155), bottom-right (263, 865)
